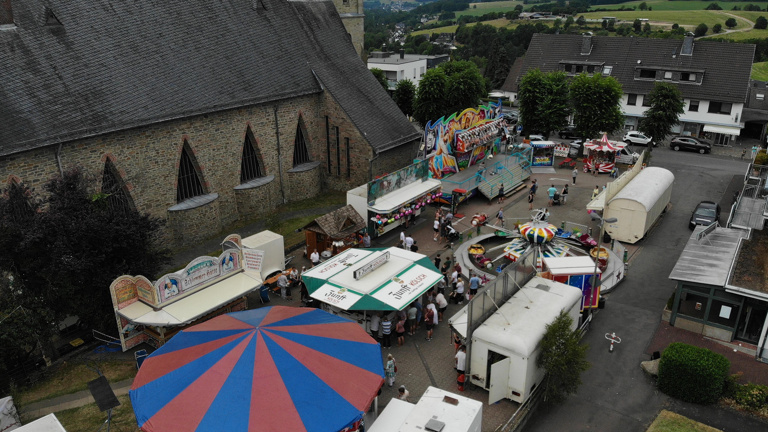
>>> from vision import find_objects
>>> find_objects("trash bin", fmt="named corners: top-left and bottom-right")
top-left (259, 285), bottom-right (271, 304)
top-left (135, 349), bottom-right (149, 369)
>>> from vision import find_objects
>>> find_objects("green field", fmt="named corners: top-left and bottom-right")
top-left (709, 28), bottom-right (768, 40)
top-left (412, 18), bottom-right (552, 37)
top-left (579, 10), bottom-right (751, 29)
top-left (456, 1), bottom-right (524, 18)
top-left (752, 62), bottom-right (768, 81)
top-left (593, 1), bottom-right (768, 12)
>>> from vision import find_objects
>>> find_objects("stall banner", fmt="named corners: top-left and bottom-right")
top-left (424, 100), bottom-right (502, 179)
top-left (109, 275), bottom-right (156, 308)
top-left (306, 248), bottom-right (371, 279)
top-left (218, 249), bottom-right (241, 276)
top-left (532, 155), bottom-right (553, 167)
top-left (242, 248), bottom-right (264, 274)
top-left (367, 159), bottom-right (431, 205)
top-left (311, 284), bottom-right (363, 310)
top-left (372, 265), bottom-right (444, 311)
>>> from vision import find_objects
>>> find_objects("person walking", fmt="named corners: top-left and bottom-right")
top-left (385, 354), bottom-right (396, 387)
top-left (277, 272), bottom-right (290, 300)
top-left (369, 312), bottom-right (381, 342)
top-left (433, 218), bottom-right (440, 241)
top-left (530, 179), bottom-right (538, 197)
top-left (495, 207), bottom-right (504, 227)
top-left (404, 234), bottom-right (414, 251)
top-left (572, 167), bottom-right (578, 185)
top-left (468, 272), bottom-right (481, 299)
top-left (424, 302), bottom-right (437, 341)
top-left (397, 385), bottom-right (410, 401)
top-left (407, 303), bottom-right (418, 335)
top-left (396, 316), bottom-right (406, 346)
top-left (498, 183), bottom-right (505, 204)
top-left (741, 148), bottom-right (747, 159)
top-left (450, 268), bottom-right (459, 292)
top-left (381, 315), bottom-right (392, 348)
top-left (528, 189), bottom-right (534, 210)
top-left (455, 345), bottom-right (467, 378)
top-left (399, 229), bottom-right (406, 249)
top-left (434, 253), bottom-right (441, 270)
top-left (591, 185), bottom-right (600, 200)
top-left (310, 248), bottom-right (320, 267)
top-left (561, 184), bottom-right (569, 205)
top-left (455, 279), bottom-right (465, 305)
top-left (547, 184), bottom-right (557, 207)
top-left (435, 291), bottom-right (448, 322)
top-left (363, 232), bottom-right (371, 248)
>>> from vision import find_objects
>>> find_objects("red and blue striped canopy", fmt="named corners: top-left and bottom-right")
top-left (130, 307), bottom-right (384, 432)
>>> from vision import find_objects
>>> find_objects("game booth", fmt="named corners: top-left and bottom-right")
top-left (109, 231), bottom-right (285, 351)
top-left (346, 159), bottom-right (442, 238)
top-left (530, 140), bottom-right (558, 167)
top-left (302, 204), bottom-right (367, 258)
top-left (583, 134), bottom-right (626, 174)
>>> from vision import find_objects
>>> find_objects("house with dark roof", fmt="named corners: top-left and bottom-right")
top-left (0, 0), bottom-right (420, 247)
top-left (505, 34), bottom-right (756, 145)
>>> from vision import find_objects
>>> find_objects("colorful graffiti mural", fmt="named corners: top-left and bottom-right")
top-left (424, 100), bottom-right (504, 179)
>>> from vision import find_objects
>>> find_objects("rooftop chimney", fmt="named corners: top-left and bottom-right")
top-left (581, 34), bottom-right (592, 55)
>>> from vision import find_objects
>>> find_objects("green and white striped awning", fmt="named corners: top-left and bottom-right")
top-left (301, 247), bottom-right (443, 311)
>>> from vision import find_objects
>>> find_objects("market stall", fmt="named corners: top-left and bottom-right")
top-left (530, 140), bottom-right (557, 167)
top-left (301, 247), bottom-right (443, 312)
top-left (302, 205), bottom-right (366, 257)
top-left (347, 159), bottom-right (442, 238)
top-left (110, 231), bottom-right (284, 351)
top-left (583, 134), bottom-right (626, 174)
top-left (130, 307), bottom-right (383, 432)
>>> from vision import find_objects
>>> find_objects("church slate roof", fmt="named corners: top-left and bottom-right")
top-left (0, 0), bottom-right (419, 157)
top-left (509, 34), bottom-right (754, 104)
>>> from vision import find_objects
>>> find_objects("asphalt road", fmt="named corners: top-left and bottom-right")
top-left (523, 148), bottom-right (753, 431)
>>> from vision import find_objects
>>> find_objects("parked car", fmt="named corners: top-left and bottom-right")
top-left (623, 131), bottom-right (655, 147)
top-left (502, 113), bottom-right (518, 124)
top-left (615, 146), bottom-right (640, 165)
top-left (689, 201), bottom-right (720, 229)
top-left (528, 134), bottom-right (545, 141)
top-left (558, 126), bottom-right (579, 139)
top-left (670, 137), bottom-right (712, 154)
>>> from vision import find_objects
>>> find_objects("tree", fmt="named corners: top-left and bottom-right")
top-left (442, 61), bottom-right (487, 116)
top-left (705, 2), bottom-right (722, 10)
top-left (639, 82), bottom-right (685, 151)
top-left (536, 310), bottom-right (590, 404)
top-left (694, 23), bottom-right (709, 36)
top-left (633, 18), bottom-right (642, 32)
top-left (0, 168), bottom-right (171, 351)
top-left (713, 23), bottom-right (722, 33)
top-left (484, 41), bottom-right (512, 89)
top-left (643, 22), bottom-right (651, 33)
top-left (726, 17), bottom-right (738, 28)
top-left (414, 68), bottom-right (448, 126)
top-left (639, 2), bottom-right (648, 10)
top-left (755, 16), bottom-right (768, 29)
top-left (672, 23), bottom-right (679, 29)
top-left (393, 79), bottom-right (416, 118)
top-left (564, 16), bottom-right (574, 30)
top-left (518, 70), bottom-right (571, 138)
top-left (369, 68), bottom-right (389, 91)
top-left (570, 73), bottom-right (624, 140)
top-left (576, 15), bottom-right (586, 27)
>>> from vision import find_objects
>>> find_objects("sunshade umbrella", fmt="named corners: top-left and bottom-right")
top-left (584, 134), bottom-right (626, 152)
top-left (130, 306), bottom-right (384, 432)
top-left (302, 247), bottom-right (443, 311)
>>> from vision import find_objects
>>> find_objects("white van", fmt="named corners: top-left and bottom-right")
top-left (615, 146), bottom-right (640, 165)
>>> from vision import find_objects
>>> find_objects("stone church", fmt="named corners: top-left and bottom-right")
top-left (0, 0), bottom-right (419, 247)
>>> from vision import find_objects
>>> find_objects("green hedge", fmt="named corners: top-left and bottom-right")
top-left (734, 383), bottom-right (768, 411)
top-left (657, 342), bottom-right (730, 405)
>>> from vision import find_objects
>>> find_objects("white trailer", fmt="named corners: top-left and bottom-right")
top-left (469, 277), bottom-right (582, 404)
top-left (240, 230), bottom-right (285, 279)
top-left (603, 166), bottom-right (674, 244)
top-left (367, 386), bottom-right (482, 432)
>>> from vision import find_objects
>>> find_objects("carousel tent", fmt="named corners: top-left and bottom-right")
top-left (302, 247), bottom-right (443, 311)
top-left (584, 134), bottom-right (626, 152)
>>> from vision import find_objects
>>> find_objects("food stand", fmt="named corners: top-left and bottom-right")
top-left (302, 205), bottom-right (366, 256)
top-left (530, 140), bottom-right (557, 167)
top-left (583, 134), bottom-right (625, 174)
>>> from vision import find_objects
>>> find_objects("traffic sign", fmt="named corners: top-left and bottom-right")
top-left (516, 125), bottom-right (522, 132)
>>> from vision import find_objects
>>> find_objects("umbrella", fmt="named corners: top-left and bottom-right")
top-left (301, 247), bottom-right (443, 311)
top-left (584, 134), bottom-right (627, 152)
top-left (130, 307), bottom-right (384, 432)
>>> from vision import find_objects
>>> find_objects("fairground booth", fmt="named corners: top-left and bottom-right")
top-left (584, 134), bottom-right (626, 174)
top-left (530, 140), bottom-right (558, 168)
top-left (347, 159), bottom-right (441, 238)
top-left (302, 205), bottom-right (367, 257)
top-left (109, 231), bottom-right (285, 351)
top-left (301, 247), bottom-right (443, 323)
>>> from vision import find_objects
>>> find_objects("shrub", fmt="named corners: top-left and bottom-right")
top-left (657, 342), bottom-right (730, 404)
top-left (722, 373), bottom-right (743, 399)
top-left (755, 150), bottom-right (768, 165)
top-left (734, 383), bottom-right (768, 410)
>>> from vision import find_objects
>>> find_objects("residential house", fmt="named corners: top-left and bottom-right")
top-left (504, 34), bottom-right (756, 145)
top-left (367, 50), bottom-right (449, 90)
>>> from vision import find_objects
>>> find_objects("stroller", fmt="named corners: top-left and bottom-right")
top-left (446, 224), bottom-right (459, 242)
top-left (552, 191), bottom-right (562, 206)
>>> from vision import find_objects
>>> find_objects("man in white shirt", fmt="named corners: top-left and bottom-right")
top-left (455, 279), bottom-right (465, 304)
top-left (451, 269), bottom-right (459, 291)
top-left (455, 345), bottom-right (466, 376)
top-left (399, 230), bottom-right (406, 248)
top-left (404, 234), bottom-right (414, 251)
top-left (310, 249), bottom-right (320, 267)
top-left (435, 291), bottom-right (448, 322)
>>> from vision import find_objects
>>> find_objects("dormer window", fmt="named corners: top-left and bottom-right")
top-left (664, 71), bottom-right (673, 79)
top-left (639, 69), bottom-right (656, 79)
top-left (602, 66), bottom-right (613, 76)
top-left (681, 72), bottom-right (696, 82)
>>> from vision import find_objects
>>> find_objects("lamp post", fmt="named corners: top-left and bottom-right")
top-left (589, 213), bottom-right (617, 317)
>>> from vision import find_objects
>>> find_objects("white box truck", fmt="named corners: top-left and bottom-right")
top-left (367, 386), bottom-right (482, 432)
top-left (240, 230), bottom-right (285, 279)
top-left (469, 277), bottom-right (582, 404)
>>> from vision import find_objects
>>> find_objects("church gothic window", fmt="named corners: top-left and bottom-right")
top-left (101, 160), bottom-right (135, 213)
top-left (293, 121), bottom-right (311, 167)
top-left (177, 141), bottom-right (205, 202)
top-left (240, 127), bottom-right (265, 183)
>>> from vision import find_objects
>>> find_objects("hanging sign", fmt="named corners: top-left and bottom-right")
top-left (353, 251), bottom-right (390, 280)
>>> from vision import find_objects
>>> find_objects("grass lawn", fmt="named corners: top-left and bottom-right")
top-left (753, 62), bottom-right (768, 81)
top-left (54, 394), bottom-right (138, 432)
top-left (709, 28), bottom-right (768, 40)
top-left (412, 18), bottom-right (550, 36)
top-left (579, 10), bottom-right (751, 29)
top-left (457, 1), bottom-right (523, 17)
top-left (594, 1), bottom-right (768, 11)
top-left (15, 360), bottom-right (137, 406)
top-left (646, 410), bottom-right (721, 432)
